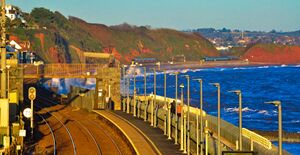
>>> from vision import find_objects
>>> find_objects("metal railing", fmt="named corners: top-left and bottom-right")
top-left (20, 63), bottom-right (105, 78)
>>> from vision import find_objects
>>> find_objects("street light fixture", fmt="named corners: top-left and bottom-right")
top-left (122, 65), bottom-right (127, 112)
top-left (174, 72), bottom-right (179, 144)
top-left (126, 75), bottom-right (130, 114)
top-left (194, 78), bottom-right (203, 155)
top-left (184, 75), bottom-right (191, 155)
top-left (164, 70), bottom-right (167, 135)
top-left (144, 67), bottom-right (147, 121)
top-left (150, 68), bottom-right (156, 127)
top-left (133, 67), bottom-right (137, 117)
top-left (228, 90), bottom-right (243, 151)
top-left (210, 82), bottom-right (221, 155)
top-left (265, 100), bottom-right (282, 155)
top-left (179, 83), bottom-right (184, 151)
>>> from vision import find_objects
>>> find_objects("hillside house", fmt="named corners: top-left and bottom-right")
top-left (5, 5), bottom-right (20, 20)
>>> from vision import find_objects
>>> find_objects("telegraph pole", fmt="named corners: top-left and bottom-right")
top-left (1, 0), bottom-right (7, 98)
top-left (1, 0), bottom-right (9, 149)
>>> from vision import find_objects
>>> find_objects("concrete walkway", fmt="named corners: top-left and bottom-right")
top-left (93, 110), bottom-right (159, 155)
top-left (112, 110), bottom-right (183, 155)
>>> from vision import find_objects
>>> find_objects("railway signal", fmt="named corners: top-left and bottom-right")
top-left (28, 87), bottom-right (36, 100)
top-left (28, 87), bottom-right (36, 138)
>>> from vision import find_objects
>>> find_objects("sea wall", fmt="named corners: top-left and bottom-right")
top-left (123, 95), bottom-right (290, 155)
top-left (67, 86), bottom-right (290, 154)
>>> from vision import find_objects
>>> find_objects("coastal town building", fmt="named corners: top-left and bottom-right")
top-left (5, 5), bottom-right (20, 20)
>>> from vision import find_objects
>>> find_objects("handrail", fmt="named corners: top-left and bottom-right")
top-left (242, 128), bottom-right (272, 150)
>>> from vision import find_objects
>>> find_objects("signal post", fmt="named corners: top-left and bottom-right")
top-left (28, 87), bottom-right (36, 138)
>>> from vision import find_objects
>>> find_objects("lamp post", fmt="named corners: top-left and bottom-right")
top-left (184, 75), bottom-right (190, 155)
top-left (211, 83), bottom-right (221, 155)
top-left (164, 70), bottom-right (167, 135)
top-left (265, 101), bottom-right (282, 155)
top-left (151, 68), bottom-right (156, 127)
top-left (168, 99), bottom-right (171, 140)
top-left (122, 65), bottom-right (127, 112)
top-left (133, 67), bottom-right (137, 117)
top-left (126, 76), bottom-right (130, 114)
top-left (195, 79), bottom-right (203, 155)
top-left (180, 84), bottom-right (184, 151)
top-left (144, 67), bottom-right (147, 121)
top-left (229, 90), bottom-right (243, 151)
top-left (174, 72), bottom-right (179, 144)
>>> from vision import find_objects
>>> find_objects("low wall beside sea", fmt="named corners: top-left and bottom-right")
top-left (66, 86), bottom-right (290, 155)
top-left (122, 94), bottom-right (290, 155)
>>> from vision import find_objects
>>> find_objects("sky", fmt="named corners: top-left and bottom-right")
top-left (6, 0), bottom-right (300, 32)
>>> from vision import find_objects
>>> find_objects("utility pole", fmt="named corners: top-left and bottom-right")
top-left (1, 0), bottom-right (7, 98)
top-left (1, 0), bottom-right (9, 149)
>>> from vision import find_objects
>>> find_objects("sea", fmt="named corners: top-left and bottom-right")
top-left (46, 65), bottom-right (300, 154)
top-left (129, 65), bottom-right (300, 155)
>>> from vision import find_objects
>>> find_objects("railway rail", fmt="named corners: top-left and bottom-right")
top-left (30, 93), bottom-right (130, 155)
top-left (34, 104), bottom-right (77, 155)
top-left (35, 113), bottom-right (57, 155)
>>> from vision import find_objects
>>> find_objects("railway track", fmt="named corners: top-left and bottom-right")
top-left (34, 104), bottom-right (77, 155)
top-left (35, 113), bottom-right (57, 155)
top-left (31, 94), bottom-right (128, 154)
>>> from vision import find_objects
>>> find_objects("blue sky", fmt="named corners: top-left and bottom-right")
top-left (6, 0), bottom-right (300, 31)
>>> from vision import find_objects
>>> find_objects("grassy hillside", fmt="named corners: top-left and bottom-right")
top-left (8, 7), bottom-right (218, 64)
top-left (8, 8), bottom-right (101, 63)
top-left (70, 17), bottom-right (218, 63)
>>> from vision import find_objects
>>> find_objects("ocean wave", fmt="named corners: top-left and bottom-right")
top-left (292, 65), bottom-right (300, 68)
top-left (181, 69), bottom-right (190, 73)
top-left (281, 64), bottom-right (287, 67)
top-left (233, 67), bottom-right (247, 70)
top-left (290, 120), bottom-right (300, 123)
top-left (258, 110), bottom-right (269, 115)
top-left (225, 107), bottom-right (256, 113)
top-left (258, 66), bottom-right (269, 69)
top-left (191, 68), bottom-right (203, 72)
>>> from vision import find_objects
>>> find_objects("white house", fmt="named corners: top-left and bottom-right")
top-left (5, 5), bottom-right (20, 21)
top-left (9, 40), bottom-right (22, 51)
